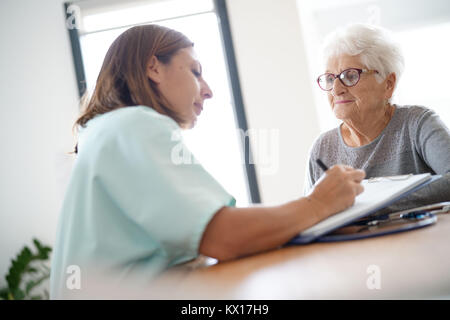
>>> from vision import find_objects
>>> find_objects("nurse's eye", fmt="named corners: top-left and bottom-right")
top-left (192, 69), bottom-right (201, 77)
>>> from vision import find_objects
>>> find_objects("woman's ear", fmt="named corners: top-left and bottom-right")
top-left (146, 55), bottom-right (164, 84)
top-left (384, 72), bottom-right (396, 99)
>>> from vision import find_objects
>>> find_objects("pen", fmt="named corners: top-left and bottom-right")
top-left (316, 158), bottom-right (329, 172)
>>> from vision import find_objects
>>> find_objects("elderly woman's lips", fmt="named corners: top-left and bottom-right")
top-left (335, 100), bottom-right (353, 104)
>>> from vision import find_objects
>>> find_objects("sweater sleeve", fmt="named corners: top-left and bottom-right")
top-left (414, 108), bottom-right (450, 175)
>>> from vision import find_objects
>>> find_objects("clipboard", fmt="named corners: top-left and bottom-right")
top-left (288, 173), bottom-right (441, 245)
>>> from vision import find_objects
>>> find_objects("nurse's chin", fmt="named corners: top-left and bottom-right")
top-left (187, 116), bottom-right (198, 129)
top-left (179, 113), bottom-right (198, 129)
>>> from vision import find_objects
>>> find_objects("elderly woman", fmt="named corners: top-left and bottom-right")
top-left (306, 24), bottom-right (450, 206)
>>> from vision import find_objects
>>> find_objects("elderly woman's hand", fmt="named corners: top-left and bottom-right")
top-left (307, 165), bottom-right (366, 221)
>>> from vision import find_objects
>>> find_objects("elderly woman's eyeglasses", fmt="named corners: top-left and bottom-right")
top-left (317, 68), bottom-right (379, 91)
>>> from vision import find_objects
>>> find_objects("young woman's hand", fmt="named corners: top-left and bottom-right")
top-left (200, 165), bottom-right (365, 261)
top-left (307, 165), bottom-right (366, 220)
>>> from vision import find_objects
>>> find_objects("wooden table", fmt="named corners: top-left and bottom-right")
top-left (151, 214), bottom-right (450, 299)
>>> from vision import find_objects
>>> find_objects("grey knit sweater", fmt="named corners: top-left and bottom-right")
top-left (305, 105), bottom-right (450, 211)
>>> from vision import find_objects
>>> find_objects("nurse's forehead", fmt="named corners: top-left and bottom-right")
top-left (174, 49), bottom-right (201, 68)
top-left (176, 47), bottom-right (198, 60)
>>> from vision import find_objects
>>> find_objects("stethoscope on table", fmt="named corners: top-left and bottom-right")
top-left (353, 201), bottom-right (450, 226)
top-left (317, 202), bottom-right (450, 242)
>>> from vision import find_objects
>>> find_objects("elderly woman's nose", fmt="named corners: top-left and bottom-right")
top-left (331, 78), bottom-right (346, 96)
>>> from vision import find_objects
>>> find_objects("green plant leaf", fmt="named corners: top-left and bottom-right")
top-left (25, 280), bottom-right (36, 295)
top-left (25, 273), bottom-right (50, 296)
top-left (11, 287), bottom-right (25, 300)
top-left (3, 239), bottom-right (52, 300)
top-left (6, 246), bottom-right (33, 291)
top-left (33, 238), bottom-right (52, 260)
top-left (33, 238), bottom-right (41, 249)
top-left (26, 267), bottom-right (38, 273)
top-left (0, 287), bottom-right (9, 300)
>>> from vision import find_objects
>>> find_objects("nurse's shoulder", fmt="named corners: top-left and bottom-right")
top-left (79, 106), bottom-right (179, 147)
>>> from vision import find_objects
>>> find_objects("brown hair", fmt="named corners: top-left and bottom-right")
top-left (73, 24), bottom-right (193, 152)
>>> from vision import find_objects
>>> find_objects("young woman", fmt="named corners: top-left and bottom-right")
top-left (50, 24), bottom-right (365, 298)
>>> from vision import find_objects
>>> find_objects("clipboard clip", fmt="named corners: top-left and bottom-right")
top-left (368, 174), bottom-right (413, 183)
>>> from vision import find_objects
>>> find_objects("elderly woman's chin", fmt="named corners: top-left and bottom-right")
top-left (332, 103), bottom-right (353, 120)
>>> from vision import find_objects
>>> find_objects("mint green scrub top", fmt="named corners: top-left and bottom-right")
top-left (50, 106), bottom-right (235, 298)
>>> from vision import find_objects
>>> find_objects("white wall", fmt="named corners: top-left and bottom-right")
top-left (226, 0), bottom-right (320, 204)
top-left (0, 0), bottom-right (79, 286)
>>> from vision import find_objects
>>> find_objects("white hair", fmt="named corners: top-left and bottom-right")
top-left (322, 24), bottom-right (404, 87)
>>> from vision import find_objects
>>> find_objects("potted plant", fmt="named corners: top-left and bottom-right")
top-left (0, 238), bottom-right (52, 300)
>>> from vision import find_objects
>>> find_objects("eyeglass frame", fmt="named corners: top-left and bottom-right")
top-left (317, 68), bottom-right (379, 91)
